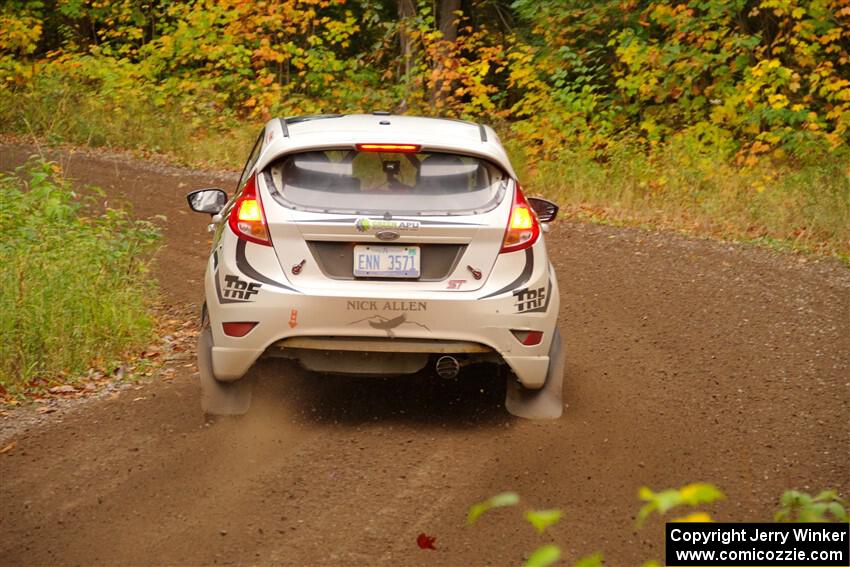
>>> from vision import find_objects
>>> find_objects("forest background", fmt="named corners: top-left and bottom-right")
top-left (1, 0), bottom-right (848, 258)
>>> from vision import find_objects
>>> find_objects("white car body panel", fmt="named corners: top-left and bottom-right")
top-left (255, 115), bottom-right (516, 179)
top-left (201, 114), bottom-right (560, 391)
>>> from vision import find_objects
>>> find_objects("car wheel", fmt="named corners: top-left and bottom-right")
top-left (505, 326), bottom-right (565, 419)
top-left (197, 325), bottom-right (254, 416)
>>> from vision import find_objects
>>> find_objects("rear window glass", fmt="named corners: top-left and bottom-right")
top-left (266, 149), bottom-right (508, 215)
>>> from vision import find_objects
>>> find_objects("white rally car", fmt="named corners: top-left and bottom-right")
top-left (187, 113), bottom-right (564, 419)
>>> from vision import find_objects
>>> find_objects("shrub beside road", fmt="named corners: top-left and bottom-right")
top-left (0, 158), bottom-right (161, 398)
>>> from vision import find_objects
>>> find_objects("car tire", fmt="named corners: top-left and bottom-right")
top-left (197, 326), bottom-right (253, 416)
top-left (504, 326), bottom-right (564, 419)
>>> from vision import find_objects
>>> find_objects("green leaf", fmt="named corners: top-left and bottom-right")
top-left (827, 502), bottom-right (847, 522)
top-left (637, 483), bottom-right (724, 526)
top-left (490, 492), bottom-right (521, 507)
top-left (573, 552), bottom-right (603, 567)
top-left (776, 489), bottom-right (847, 522)
top-left (654, 490), bottom-right (682, 514)
top-left (525, 509), bottom-right (563, 533)
top-left (678, 483), bottom-right (725, 507)
top-left (638, 486), bottom-right (654, 501)
top-left (813, 490), bottom-right (841, 503)
top-left (525, 544), bottom-right (561, 567)
top-left (467, 502), bottom-right (488, 525)
top-left (781, 490), bottom-right (804, 507)
top-left (467, 492), bottom-right (520, 524)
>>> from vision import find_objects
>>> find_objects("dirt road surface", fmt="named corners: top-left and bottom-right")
top-left (1, 144), bottom-right (848, 566)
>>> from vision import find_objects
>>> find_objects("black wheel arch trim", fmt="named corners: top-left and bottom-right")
top-left (479, 247), bottom-right (534, 299)
top-left (235, 239), bottom-right (300, 293)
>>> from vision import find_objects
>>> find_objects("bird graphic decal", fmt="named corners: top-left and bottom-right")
top-left (346, 313), bottom-right (430, 338)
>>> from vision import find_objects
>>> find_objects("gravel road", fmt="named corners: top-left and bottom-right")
top-left (1, 144), bottom-right (848, 566)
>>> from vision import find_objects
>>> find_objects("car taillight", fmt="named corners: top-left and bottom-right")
top-left (500, 183), bottom-right (540, 253)
top-left (356, 143), bottom-right (421, 153)
top-left (228, 174), bottom-right (271, 246)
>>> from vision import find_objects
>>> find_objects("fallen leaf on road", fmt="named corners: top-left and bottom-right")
top-left (36, 406), bottom-right (57, 414)
top-left (416, 533), bottom-right (436, 550)
top-left (49, 385), bottom-right (76, 394)
top-left (0, 441), bottom-right (16, 454)
top-left (132, 397), bottom-right (146, 402)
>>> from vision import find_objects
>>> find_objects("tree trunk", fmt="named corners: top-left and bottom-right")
top-left (439, 0), bottom-right (461, 43)
top-left (431, 0), bottom-right (462, 109)
top-left (397, 0), bottom-right (416, 82)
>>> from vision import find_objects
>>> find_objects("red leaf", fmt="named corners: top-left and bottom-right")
top-left (416, 533), bottom-right (436, 550)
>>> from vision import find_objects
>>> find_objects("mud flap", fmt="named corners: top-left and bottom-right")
top-left (198, 327), bottom-right (253, 416)
top-left (505, 327), bottom-right (564, 419)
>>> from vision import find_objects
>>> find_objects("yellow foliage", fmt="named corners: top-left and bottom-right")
top-left (672, 512), bottom-right (714, 522)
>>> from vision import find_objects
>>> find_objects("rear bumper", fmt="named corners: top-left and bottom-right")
top-left (206, 237), bottom-right (559, 388)
top-left (210, 292), bottom-right (558, 388)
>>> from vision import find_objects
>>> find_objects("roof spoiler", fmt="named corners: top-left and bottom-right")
top-left (278, 114), bottom-right (344, 138)
top-left (276, 114), bottom-right (489, 144)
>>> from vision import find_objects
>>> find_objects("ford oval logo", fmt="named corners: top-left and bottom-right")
top-left (376, 230), bottom-right (400, 241)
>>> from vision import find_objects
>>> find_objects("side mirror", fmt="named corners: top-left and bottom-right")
top-left (187, 188), bottom-right (228, 215)
top-left (527, 197), bottom-right (559, 223)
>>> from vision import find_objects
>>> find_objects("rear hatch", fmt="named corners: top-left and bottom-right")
top-left (258, 147), bottom-right (512, 293)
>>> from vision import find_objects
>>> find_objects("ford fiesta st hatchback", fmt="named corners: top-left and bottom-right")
top-left (187, 113), bottom-right (564, 419)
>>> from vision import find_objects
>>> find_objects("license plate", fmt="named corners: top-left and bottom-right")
top-left (353, 245), bottom-right (420, 278)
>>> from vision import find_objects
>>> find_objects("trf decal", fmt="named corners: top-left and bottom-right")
top-left (223, 275), bottom-right (262, 301)
top-left (289, 308), bottom-right (298, 329)
top-left (514, 286), bottom-right (547, 313)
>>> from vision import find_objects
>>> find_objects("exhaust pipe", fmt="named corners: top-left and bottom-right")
top-left (435, 356), bottom-right (461, 379)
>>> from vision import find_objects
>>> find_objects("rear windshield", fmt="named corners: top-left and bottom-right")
top-left (266, 149), bottom-right (508, 215)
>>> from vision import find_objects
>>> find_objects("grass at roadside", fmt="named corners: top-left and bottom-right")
top-left (0, 74), bottom-right (257, 169)
top-left (0, 158), bottom-right (162, 398)
top-left (513, 140), bottom-right (850, 262)
top-left (2, 80), bottom-right (848, 262)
